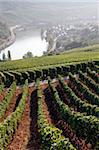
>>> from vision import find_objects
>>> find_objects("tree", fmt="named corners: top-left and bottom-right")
top-left (2, 53), bottom-right (6, 61)
top-left (7, 50), bottom-right (11, 60)
top-left (23, 51), bottom-right (33, 59)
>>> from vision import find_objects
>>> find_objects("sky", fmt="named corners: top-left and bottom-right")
top-left (34, 0), bottom-right (98, 1)
top-left (24, 0), bottom-right (97, 1)
top-left (0, 0), bottom-right (98, 2)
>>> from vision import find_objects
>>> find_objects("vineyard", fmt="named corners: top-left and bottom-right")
top-left (0, 44), bottom-right (99, 72)
top-left (0, 60), bottom-right (99, 150)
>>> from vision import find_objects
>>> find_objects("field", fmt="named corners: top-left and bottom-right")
top-left (0, 53), bottom-right (99, 150)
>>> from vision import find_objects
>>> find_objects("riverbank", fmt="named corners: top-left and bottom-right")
top-left (0, 26), bottom-right (16, 52)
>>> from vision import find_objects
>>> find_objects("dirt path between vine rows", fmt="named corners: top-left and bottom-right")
top-left (0, 88), bottom-right (9, 103)
top-left (0, 88), bottom-right (23, 123)
top-left (7, 87), bottom-right (32, 150)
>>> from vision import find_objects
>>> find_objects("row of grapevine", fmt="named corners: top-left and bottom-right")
top-left (94, 65), bottom-right (99, 73)
top-left (9, 71), bottom-right (23, 85)
top-left (78, 71), bottom-right (99, 95)
top-left (3, 71), bottom-right (15, 87)
top-left (87, 67), bottom-right (99, 83)
top-left (20, 61), bottom-right (99, 80)
top-left (69, 73), bottom-right (99, 106)
top-left (0, 61), bottom-right (98, 87)
top-left (0, 81), bottom-right (16, 119)
top-left (58, 75), bottom-right (99, 117)
top-left (0, 60), bottom-right (98, 149)
top-left (0, 71), bottom-right (6, 84)
top-left (37, 84), bottom-right (76, 150)
top-left (0, 80), bottom-right (28, 149)
top-left (0, 83), bottom-right (4, 95)
top-left (48, 78), bottom-right (99, 145)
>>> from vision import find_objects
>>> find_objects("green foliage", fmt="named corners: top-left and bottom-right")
top-left (0, 80), bottom-right (28, 149)
top-left (37, 84), bottom-right (76, 150)
top-left (0, 58), bottom-right (98, 149)
top-left (48, 78), bottom-right (99, 144)
top-left (0, 82), bottom-right (16, 119)
top-left (78, 71), bottom-right (99, 95)
top-left (0, 46), bottom-right (99, 71)
top-left (23, 51), bottom-right (33, 59)
top-left (87, 67), bottom-right (99, 83)
top-left (0, 83), bottom-right (4, 95)
top-left (0, 72), bottom-right (6, 83)
top-left (2, 53), bottom-right (6, 61)
top-left (3, 71), bottom-right (15, 87)
top-left (7, 50), bottom-right (11, 60)
top-left (9, 71), bottom-right (22, 85)
top-left (69, 73), bottom-right (99, 106)
top-left (58, 75), bottom-right (99, 117)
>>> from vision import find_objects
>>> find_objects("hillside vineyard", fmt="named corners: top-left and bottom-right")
top-left (0, 61), bottom-right (99, 149)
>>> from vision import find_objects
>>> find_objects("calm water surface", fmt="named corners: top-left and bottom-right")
top-left (0, 33), bottom-right (48, 60)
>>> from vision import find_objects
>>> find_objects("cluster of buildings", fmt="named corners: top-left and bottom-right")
top-left (42, 23), bottom-right (99, 53)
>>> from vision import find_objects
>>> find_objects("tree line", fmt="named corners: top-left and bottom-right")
top-left (0, 50), bottom-right (11, 61)
top-left (0, 51), bottom-right (34, 62)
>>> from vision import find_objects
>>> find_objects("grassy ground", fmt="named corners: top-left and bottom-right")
top-left (0, 44), bottom-right (99, 71)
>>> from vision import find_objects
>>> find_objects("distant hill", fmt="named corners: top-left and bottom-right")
top-left (0, 1), bottom-right (97, 27)
top-left (0, 22), bottom-right (10, 47)
top-left (0, 22), bottom-right (10, 39)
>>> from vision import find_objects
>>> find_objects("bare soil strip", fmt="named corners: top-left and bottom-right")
top-left (7, 87), bottom-right (32, 150)
top-left (8, 96), bottom-right (30, 150)
top-left (7, 85), bottom-right (41, 150)
top-left (0, 88), bottom-right (22, 123)
top-left (0, 88), bottom-right (9, 103)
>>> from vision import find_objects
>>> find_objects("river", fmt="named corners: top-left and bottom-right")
top-left (0, 31), bottom-right (48, 60)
